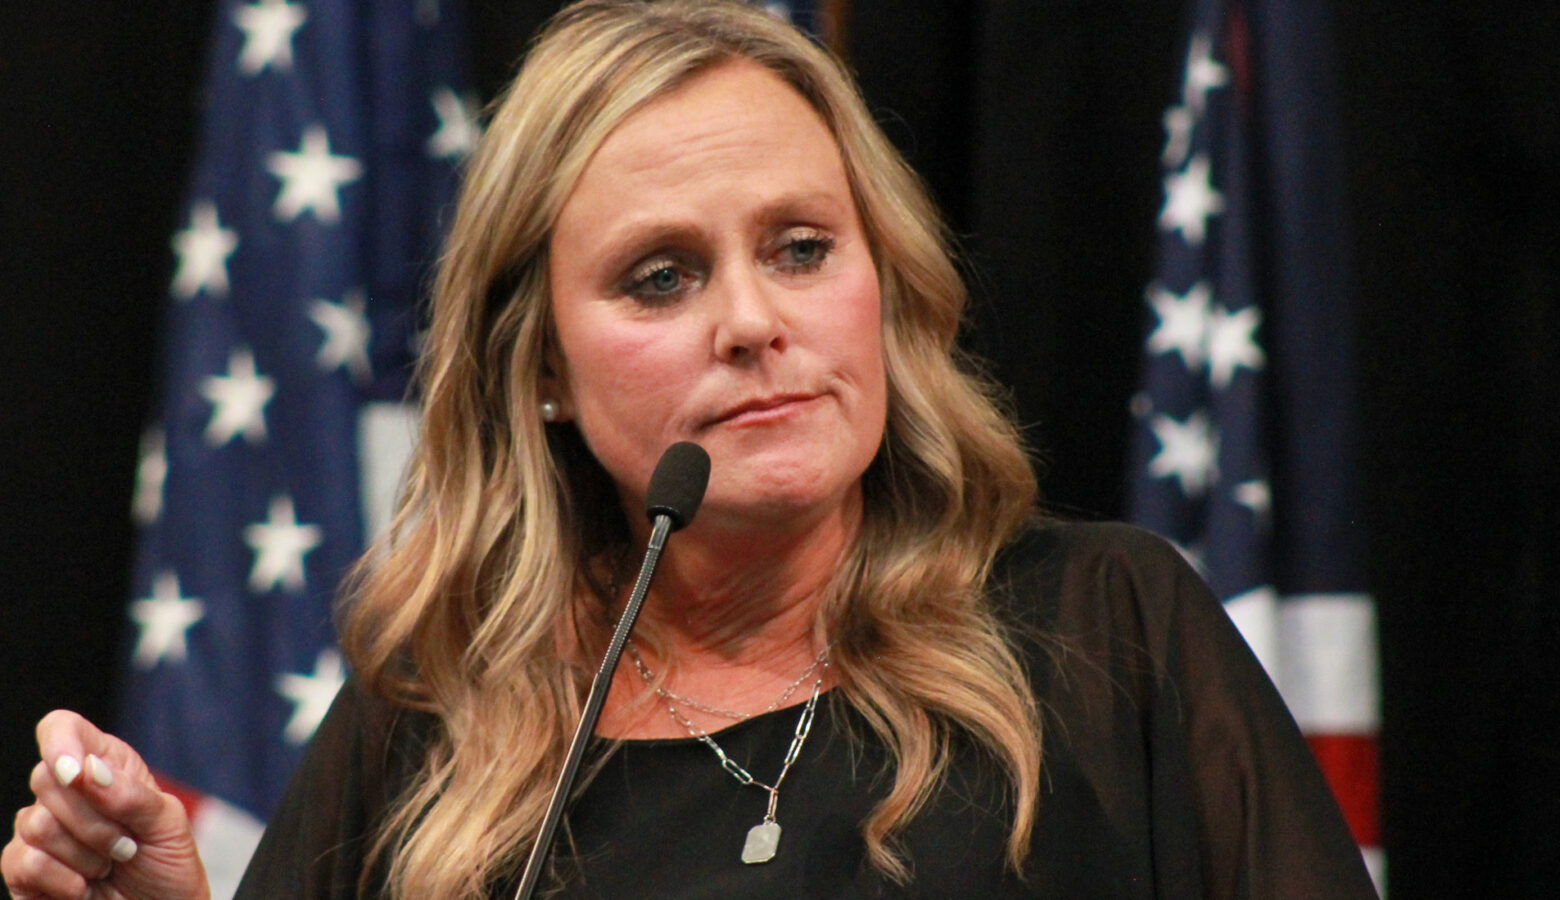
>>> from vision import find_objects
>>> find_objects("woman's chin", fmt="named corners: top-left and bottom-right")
top-left (693, 472), bottom-right (861, 535)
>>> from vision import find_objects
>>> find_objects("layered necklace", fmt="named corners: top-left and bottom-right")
top-left (627, 643), bottom-right (830, 864)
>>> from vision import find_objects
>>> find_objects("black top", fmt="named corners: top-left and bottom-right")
top-left (235, 522), bottom-right (1377, 898)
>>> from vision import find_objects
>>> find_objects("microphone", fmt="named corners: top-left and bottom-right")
top-left (514, 442), bottom-right (711, 900)
top-left (645, 440), bottom-right (710, 530)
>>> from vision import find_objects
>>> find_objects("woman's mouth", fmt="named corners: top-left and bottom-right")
top-left (712, 393), bottom-right (819, 427)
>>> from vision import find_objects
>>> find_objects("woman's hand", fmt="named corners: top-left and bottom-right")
top-left (3, 711), bottom-right (209, 900)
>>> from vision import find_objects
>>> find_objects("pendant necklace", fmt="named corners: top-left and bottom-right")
top-left (632, 650), bottom-right (828, 864)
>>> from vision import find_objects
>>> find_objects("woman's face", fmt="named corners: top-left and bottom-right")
top-left (546, 60), bottom-right (886, 535)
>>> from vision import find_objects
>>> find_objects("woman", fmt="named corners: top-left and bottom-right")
top-left (3, 1), bottom-right (1376, 898)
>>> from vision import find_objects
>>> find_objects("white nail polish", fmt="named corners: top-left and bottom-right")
top-left (85, 754), bottom-right (114, 788)
top-left (110, 835), bottom-right (138, 862)
top-left (54, 755), bottom-right (82, 787)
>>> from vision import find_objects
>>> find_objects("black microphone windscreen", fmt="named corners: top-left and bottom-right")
top-left (644, 442), bottom-right (710, 531)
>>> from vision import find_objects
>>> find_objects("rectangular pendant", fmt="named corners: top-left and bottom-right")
top-left (741, 821), bottom-right (782, 864)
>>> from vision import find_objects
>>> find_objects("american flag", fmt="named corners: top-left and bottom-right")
top-left (1127, 0), bottom-right (1383, 889)
top-left (120, 1), bottom-right (470, 894)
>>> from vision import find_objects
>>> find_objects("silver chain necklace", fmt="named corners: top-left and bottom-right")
top-left (626, 642), bottom-right (830, 720)
top-left (632, 652), bottom-right (828, 864)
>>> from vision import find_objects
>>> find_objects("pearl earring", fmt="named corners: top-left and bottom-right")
top-left (539, 399), bottom-right (561, 422)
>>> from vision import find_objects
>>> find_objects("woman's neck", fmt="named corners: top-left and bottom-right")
top-left (645, 531), bottom-right (839, 654)
top-left (595, 487), bottom-right (858, 738)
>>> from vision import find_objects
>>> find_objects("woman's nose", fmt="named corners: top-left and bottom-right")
top-left (712, 264), bottom-right (787, 363)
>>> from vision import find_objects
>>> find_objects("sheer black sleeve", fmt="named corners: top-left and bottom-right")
top-left (233, 678), bottom-right (424, 899)
top-left (1003, 521), bottom-right (1378, 899)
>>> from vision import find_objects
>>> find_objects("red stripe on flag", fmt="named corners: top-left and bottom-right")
top-left (1305, 734), bottom-right (1379, 846)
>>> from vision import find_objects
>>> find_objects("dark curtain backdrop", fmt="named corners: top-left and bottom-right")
top-left (2, 1), bottom-right (1555, 896)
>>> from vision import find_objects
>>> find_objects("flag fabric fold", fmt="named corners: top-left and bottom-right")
top-left (122, 1), bottom-right (470, 894)
top-left (1128, 0), bottom-right (1383, 890)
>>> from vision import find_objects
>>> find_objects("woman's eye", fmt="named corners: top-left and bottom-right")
top-left (624, 260), bottom-right (694, 303)
top-left (775, 233), bottom-right (835, 273)
top-left (645, 266), bottom-right (681, 293)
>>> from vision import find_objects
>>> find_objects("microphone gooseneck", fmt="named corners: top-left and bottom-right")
top-left (514, 442), bottom-right (711, 900)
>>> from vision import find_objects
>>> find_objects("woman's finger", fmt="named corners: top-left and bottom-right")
top-left (32, 713), bottom-right (175, 851)
top-left (14, 801), bottom-right (115, 881)
top-left (2, 828), bottom-right (94, 900)
top-left (36, 711), bottom-right (160, 799)
top-left (27, 760), bottom-right (138, 869)
top-left (33, 710), bottom-right (104, 790)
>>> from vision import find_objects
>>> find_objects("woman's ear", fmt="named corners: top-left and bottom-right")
top-left (538, 344), bottom-right (574, 423)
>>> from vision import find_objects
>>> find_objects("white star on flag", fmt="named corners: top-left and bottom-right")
top-left (200, 347), bottom-right (275, 446)
top-left (132, 427), bottom-right (168, 525)
top-left (233, 0), bottom-right (309, 76)
top-left (308, 289), bottom-right (372, 382)
top-left (1207, 304), bottom-right (1266, 388)
top-left (1181, 33), bottom-right (1230, 113)
top-left (129, 572), bottom-right (206, 669)
top-left (1234, 479), bottom-right (1273, 521)
top-left (170, 200), bottom-right (239, 300)
top-left (265, 125), bottom-right (363, 224)
top-left (427, 87), bottom-right (479, 160)
top-left (275, 648), bottom-right (345, 745)
top-left (1148, 410), bottom-right (1221, 496)
top-left (1146, 281), bottom-right (1213, 371)
top-left (242, 495), bottom-right (323, 594)
top-left (1159, 153), bottom-right (1225, 246)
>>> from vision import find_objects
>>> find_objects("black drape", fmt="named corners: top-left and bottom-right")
top-left (2, 1), bottom-right (1554, 896)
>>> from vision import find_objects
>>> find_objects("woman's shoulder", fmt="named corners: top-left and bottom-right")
top-left (999, 516), bottom-right (1190, 570)
top-left (994, 517), bottom-right (1201, 604)
top-left (991, 517), bottom-right (1226, 663)
top-left (306, 674), bottom-right (442, 798)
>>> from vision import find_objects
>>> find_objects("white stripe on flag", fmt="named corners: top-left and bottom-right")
top-left (1274, 593), bottom-right (1380, 733)
top-left (358, 402), bottom-right (420, 543)
top-left (190, 794), bottom-right (265, 900)
top-left (1361, 845), bottom-right (1387, 897)
top-left (1224, 589), bottom-right (1380, 733)
top-left (1224, 585), bottom-right (1279, 674)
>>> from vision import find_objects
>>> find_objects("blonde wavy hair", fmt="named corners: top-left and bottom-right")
top-left (340, 1), bottom-right (1042, 895)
